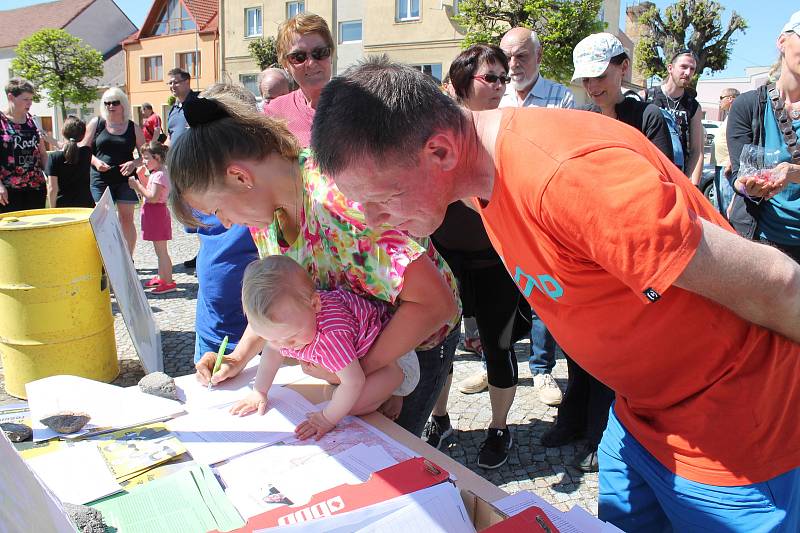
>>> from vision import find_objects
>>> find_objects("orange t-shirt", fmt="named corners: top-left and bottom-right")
top-left (478, 108), bottom-right (800, 486)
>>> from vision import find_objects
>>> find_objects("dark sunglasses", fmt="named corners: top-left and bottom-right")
top-left (472, 73), bottom-right (511, 85)
top-left (286, 46), bottom-right (332, 66)
top-left (104, 100), bottom-right (121, 107)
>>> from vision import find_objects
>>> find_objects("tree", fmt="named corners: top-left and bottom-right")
top-left (11, 29), bottom-right (104, 120)
top-left (454, 0), bottom-right (605, 84)
top-left (635, 0), bottom-right (747, 84)
top-left (249, 36), bottom-right (279, 71)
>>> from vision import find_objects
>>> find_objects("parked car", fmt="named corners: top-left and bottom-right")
top-left (702, 120), bottom-right (722, 147)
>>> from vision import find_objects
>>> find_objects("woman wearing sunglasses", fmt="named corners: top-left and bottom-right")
top-left (82, 87), bottom-right (145, 257)
top-left (423, 44), bottom-right (533, 470)
top-left (262, 13), bottom-right (334, 147)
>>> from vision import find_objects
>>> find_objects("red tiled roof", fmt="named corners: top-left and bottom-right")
top-left (0, 0), bottom-right (96, 49)
top-left (126, 0), bottom-right (218, 44)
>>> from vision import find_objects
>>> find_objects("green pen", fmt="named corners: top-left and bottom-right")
top-left (208, 335), bottom-right (229, 389)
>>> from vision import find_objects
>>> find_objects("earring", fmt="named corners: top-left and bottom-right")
top-left (246, 184), bottom-right (253, 190)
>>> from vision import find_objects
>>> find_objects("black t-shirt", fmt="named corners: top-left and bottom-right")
top-left (431, 201), bottom-right (500, 272)
top-left (46, 146), bottom-right (94, 207)
top-left (583, 98), bottom-right (675, 162)
top-left (90, 118), bottom-right (137, 185)
top-left (647, 86), bottom-right (700, 156)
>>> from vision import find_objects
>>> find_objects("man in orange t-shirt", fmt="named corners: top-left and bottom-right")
top-left (312, 57), bottom-right (800, 532)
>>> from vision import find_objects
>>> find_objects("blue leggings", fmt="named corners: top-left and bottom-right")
top-left (599, 408), bottom-right (800, 532)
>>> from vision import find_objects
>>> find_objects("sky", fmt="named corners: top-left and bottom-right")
top-left (3, 0), bottom-right (798, 79)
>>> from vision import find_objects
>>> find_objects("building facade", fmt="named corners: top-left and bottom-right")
top-left (221, 0), bottom-right (625, 98)
top-left (0, 0), bottom-right (136, 142)
top-left (123, 0), bottom-right (219, 124)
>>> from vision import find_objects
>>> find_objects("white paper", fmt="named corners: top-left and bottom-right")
top-left (90, 190), bottom-right (163, 373)
top-left (565, 506), bottom-right (610, 532)
top-left (493, 490), bottom-right (583, 533)
top-left (269, 482), bottom-right (475, 533)
top-left (25, 441), bottom-right (122, 505)
top-left (167, 386), bottom-right (311, 465)
top-left (0, 432), bottom-right (76, 533)
top-left (175, 356), bottom-right (261, 411)
top-left (27, 375), bottom-right (185, 441)
top-left (334, 444), bottom-right (397, 481)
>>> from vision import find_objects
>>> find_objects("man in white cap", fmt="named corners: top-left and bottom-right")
top-left (467, 26), bottom-right (572, 408)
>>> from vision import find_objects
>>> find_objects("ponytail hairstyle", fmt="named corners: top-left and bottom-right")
top-left (140, 139), bottom-right (169, 163)
top-left (61, 116), bottom-right (86, 165)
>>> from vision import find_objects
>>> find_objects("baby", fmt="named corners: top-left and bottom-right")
top-left (230, 255), bottom-right (420, 440)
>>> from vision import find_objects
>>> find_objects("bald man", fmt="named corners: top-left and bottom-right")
top-left (257, 68), bottom-right (293, 107)
top-left (499, 27), bottom-right (574, 109)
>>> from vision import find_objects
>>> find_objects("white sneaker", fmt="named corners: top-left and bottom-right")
top-left (533, 373), bottom-right (562, 406)
top-left (458, 370), bottom-right (489, 394)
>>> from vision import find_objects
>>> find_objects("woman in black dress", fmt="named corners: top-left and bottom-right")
top-left (81, 87), bottom-right (145, 256)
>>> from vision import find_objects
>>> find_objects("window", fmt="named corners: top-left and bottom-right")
top-left (245, 7), bottom-right (262, 37)
top-left (286, 1), bottom-right (304, 19)
top-left (396, 0), bottom-right (420, 21)
top-left (339, 20), bottom-right (362, 43)
top-left (152, 0), bottom-right (195, 35)
top-left (412, 63), bottom-right (442, 83)
top-left (142, 56), bottom-right (163, 82)
top-left (177, 51), bottom-right (201, 78)
top-left (240, 74), bottom-right (259, 96)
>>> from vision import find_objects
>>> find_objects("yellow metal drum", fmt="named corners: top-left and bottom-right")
top-left (0, 208), bottom-right (118, 398)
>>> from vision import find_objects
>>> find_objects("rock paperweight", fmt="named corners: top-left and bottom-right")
top-left (138, 371), bottom-right (178, 401)
top-left (1, 422), bottom-right (32, 442)
top-left (39, 412), bottom-right (91, 434)
top-left (62, 503), bottom-right (107, 533)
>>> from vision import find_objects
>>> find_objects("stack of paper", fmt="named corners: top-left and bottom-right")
top-left (175, 360), bottom-right (308, 412)
top-left (90, 463), bottom-right (245, 533)
top-left (26, 375), bottom-right (185, 441)
top-left (494, 491), bottom-right (623, 532)
top-left (24, 441), bottom-right (122, 505)
top-left (274, 482), bottom-right (475, 533)
top-left (92, 423), bottom-right (187, 482)
top-left (218, 443), bottom-right (399, 518)
top-left (166, 386), bottom-right (314, 465)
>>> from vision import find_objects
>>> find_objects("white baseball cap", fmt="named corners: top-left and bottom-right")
top-left (571, 33), bottom-right (627, 83)
top-left (782, 10), bottom-right (800, 33)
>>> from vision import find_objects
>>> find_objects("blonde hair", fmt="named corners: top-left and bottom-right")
top-left (277, 13), bottom-right (334, 68)
top-left (166, 92), bottom-right (300, 227)
top-left (100, 87), bottom-right (131, 122)
top-left (200, 82), bottom-right (258, 110)
top-left (242, 255), bottom-right (316, 324)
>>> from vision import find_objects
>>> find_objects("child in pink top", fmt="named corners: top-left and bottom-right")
top-left (230, 255), bottom-right (420, 440)
top-left (128, 141), bottom-right (176, 294)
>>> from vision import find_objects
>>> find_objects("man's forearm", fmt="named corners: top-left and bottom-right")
top-left (688, 149), bottom-right (704, 185)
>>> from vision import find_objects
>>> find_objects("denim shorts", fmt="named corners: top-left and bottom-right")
top-left (90, 180), bottom-right (139, 204)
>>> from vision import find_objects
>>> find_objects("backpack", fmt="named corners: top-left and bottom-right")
top-left (645, 87), bottom-right (686, 172)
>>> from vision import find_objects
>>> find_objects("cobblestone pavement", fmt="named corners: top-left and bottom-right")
top-left (0, 212), bottom-right (599, 515)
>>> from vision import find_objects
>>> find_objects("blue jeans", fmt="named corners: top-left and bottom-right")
top-left (395, 325), bottom-right (459, 438)
top-left (714, 166), bottom-right (734, 218)
top-left (528, 312), bottom-right (556, 375)
top-left (599, 408), bottom-right (800, 532)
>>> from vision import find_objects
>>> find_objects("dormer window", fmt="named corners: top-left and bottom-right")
top-left (152, 0), bottom-right (196, 36)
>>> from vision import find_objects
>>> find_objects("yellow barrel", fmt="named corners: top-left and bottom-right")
top-left (0, 208), bottom-right (118, 398)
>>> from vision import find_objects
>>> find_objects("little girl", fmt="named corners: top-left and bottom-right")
top-left (45, 116), bottom-right (94, 208)
top-left (128, 141), bottom-right (176, 294)
top-left (230, 255), bottom-right (420, 440)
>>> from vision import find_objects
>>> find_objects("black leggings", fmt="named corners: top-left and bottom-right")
top-left (458, 262), bottom-right (530, 389)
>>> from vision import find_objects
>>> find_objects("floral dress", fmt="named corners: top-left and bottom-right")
top-left (250, 150), bottom-right (461, 350)
top-left (0, 112), bottom-right (45, 190)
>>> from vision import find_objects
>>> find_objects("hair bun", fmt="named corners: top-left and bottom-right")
top-left (183, 97), bottom-right (229, 127)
